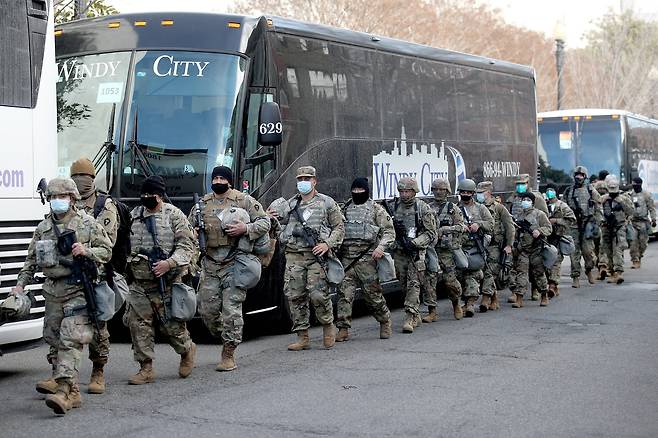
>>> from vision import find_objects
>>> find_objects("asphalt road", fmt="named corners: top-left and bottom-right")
top-left (2, 244), bottom-right (658, 438)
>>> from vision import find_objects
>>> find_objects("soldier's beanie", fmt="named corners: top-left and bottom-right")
top-left (70, 157), bottom-right (96, 177)
top-left (545, 183), bottom-right (559, 192)
top-left (141, 176), bottom-right (166, 196)
top-left (351, 177), bottom-right (370, 192)
top-left (632, 177), bottom-right (643, 184)
top-left (521, 192), bottom-right (536, 203)
top-left (211, 165), bottom-right (234, 186)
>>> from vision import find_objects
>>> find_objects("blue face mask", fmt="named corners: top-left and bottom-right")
top-left (50, 198), bottom-right (70, 215)
top-left (297, 180), bottom-right (313, 195)
top-left (516, 183), bottom-right (527, 194)
top-left (546, 189), bottom-right (556, 200)
top-left (521, 200), bottom-right (532, 209)
top-left (476, 193), bottom-right (486, 203)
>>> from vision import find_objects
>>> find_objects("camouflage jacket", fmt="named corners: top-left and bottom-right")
top-left (76, 192), bottom-right (119, 246)
top-left (506, 190), bottom-right (548, 219)
top-left (514, 207), bottom-right (552, 251)
top-left (630, 190), bottom-right (656, 222)
top-left (427, 199), bottom-right (466, 251)
top-left (458, 201), bottom-right (494, 249)
top-left (385, 198), bottom-right (437, 252)
top-left (563, 183), bottom-right (603, 226)
top-left (280, 192), bottom-right (345, 253)
top-left (340, 199), bottom-right (395, 258)
top-left (600, 193), bottom-right (634, 230)
top-left (547, 199), bottom-right (576, 237)
top-left (484, 198), bottom-right (515, 248)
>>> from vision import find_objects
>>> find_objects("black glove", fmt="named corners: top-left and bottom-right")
top-left (402, 236), bottom-right (416, 253)
top-left (652, 220), bottom-right (656, 228)
top-left (612, 203), bottom-right (624, 212)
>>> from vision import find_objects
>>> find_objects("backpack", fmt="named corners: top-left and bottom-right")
top-left (93, 193), bottom-right (132, 275)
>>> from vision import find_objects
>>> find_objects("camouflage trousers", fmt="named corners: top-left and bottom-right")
top-left (126, 281), bottom-right (193, 363)
top-left (599, 225), bottom-right (628, 273)
top-left (198, 259), bottom-right (247, 346)
top-left (510, 246), bottom-right (548, 296)
top-left (43, 292), bottom-right (93, 385)
top-left (336, 255), bottom-right (390, 329)
top-left (88, 322), bottom-right (110, 365)
top-left (630, 220), bottom-right (651, 262)
top-left (457, 268), bottom-right (484, 300)
top-left (547, 252), bottom-right (564, 286)
top-left (284, 251), bottom-right (334, 332)
top-left (569, 227), bottom-right (597, 278)
top-left (422, 250), bottom-right (461, 306)
top-left (481, 245), bottom-right (502, 296)
top-left (393, 251), bottom-right (423, 316)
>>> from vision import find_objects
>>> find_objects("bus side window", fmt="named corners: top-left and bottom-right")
top-left (244, 93), bottom-right (276, 191)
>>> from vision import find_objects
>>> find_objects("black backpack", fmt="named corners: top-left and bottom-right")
top-left (93, 193), bottom-right (132, 275)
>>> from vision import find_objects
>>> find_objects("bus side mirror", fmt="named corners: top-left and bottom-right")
top-left (258, 102), bottom-right (282, 147)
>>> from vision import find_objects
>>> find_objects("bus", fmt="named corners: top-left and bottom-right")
top-left (54, 12), bottom-right (538, 328)
top-left (0, 0), bottom-right (57, 354)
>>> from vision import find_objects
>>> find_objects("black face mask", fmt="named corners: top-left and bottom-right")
top-left (633, 185), bottom-right (642, 193)
top-left (140, 195), bottom-right (158, 210)
top-left (574, 176), bottom-right (585, 186)
top-left (351, 191), bottom-right (369, 205)
top-left (212, 183), bottom-right (230, 194)
top-left (609, 192), bottom-right (619, 198)
top-left (460, 194), bottom-right (472, 203)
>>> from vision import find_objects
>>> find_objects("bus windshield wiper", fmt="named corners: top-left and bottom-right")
top-left (91, 103), bottom-right (117, 189)
top-left (126, 107), bottom-right (158, 183)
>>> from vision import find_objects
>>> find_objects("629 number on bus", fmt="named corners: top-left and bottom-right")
top-left (259, 122), bottom-right (283, 135)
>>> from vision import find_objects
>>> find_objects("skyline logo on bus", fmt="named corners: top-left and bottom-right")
top-left (371, 128), bottom-right (467, 200)
top-left (57, 59), bottom-right (122, 82)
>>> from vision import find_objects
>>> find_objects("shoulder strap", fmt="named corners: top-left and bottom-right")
top-left (93, 193), bottom-right (108, 219)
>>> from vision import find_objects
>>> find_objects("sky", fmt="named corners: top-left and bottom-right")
top-left (108, 0), bottom-right (658, 48)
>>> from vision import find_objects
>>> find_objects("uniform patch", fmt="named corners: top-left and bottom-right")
top-left (104, 218), bottom-right (111, 226)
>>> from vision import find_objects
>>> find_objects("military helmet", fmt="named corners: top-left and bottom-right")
top-left (573, 166), bottom-right (589, 177)
top-left (431, 178), bottom-right (451, 193)
top-left (477, 181), bottom-right (493, 193)
top-left (220, 207), bottom-right (251, 229)
top-left (457, 178), bottom-right (477, 192)
top-left (397, 177), bottom-right (419, 193)
top-left (606, 180), bottom-right (620, 193)
top-left (45, 177), bottom-right (81, 201)
top-left (267, 197), bottom-right (291, 219)
top-left (514, 174), bottom-right (530, 184)
top-left (0, 293), bottom-right (32, 322)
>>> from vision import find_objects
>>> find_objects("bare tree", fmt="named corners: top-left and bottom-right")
top-left (55, 0), bottom-right (118, 24)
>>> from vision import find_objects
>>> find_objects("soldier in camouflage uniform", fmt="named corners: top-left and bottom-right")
top-left (189, 166), bottom-right (270, 371)
top-left (385, 177), bottom-right (437, 333)
top-left (509, 192), bottom-right (553, 308)
top-left (279, 166), bottom-right (345, 350)
top-left (13, 177), bottom-right (112, 414)
top-left (544, 184), bottom-right (576, 298)
top-left (335, 178), bottom-right (394, 341)
top-left (421, 178), bottom-right (466, 322)
top-left (70, 157), bottom-right (119, 395)
top-left (562, 166), bottom-right (602, 287)
top-left (456, 179), bottom-right (493, 317)
top-left (477, 181), bottom-right (514, 312)
top-left (593, 180), bottom-right (608, 262)
top-left (629, 177), bottom-right (657, 269)
top-left (126, 176), bottom-right (197, 384)
top-left (599, 179), bottom-right (634, 284)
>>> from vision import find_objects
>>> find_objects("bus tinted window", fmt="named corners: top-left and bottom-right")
top-left (121, 51), bottom-right (246, 197)
top-left (0, 0), bottom-right (31, 107)
top-left (455, 65), bottom-right (488, 142)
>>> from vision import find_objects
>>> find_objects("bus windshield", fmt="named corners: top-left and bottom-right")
top-left (121, 51), bottom-right (246, 198)
top-left (538, 117), bottom-right (623, 184)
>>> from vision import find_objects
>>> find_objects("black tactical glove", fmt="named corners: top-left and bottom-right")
top-left (612, 203), bottom-right (624, 212)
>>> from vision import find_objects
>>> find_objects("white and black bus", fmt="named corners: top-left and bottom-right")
top-left (0, 0), bottom-right (57, 354)
top-left (55, 13), bottom-right (538, 327)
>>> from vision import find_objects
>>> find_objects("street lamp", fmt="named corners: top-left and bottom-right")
top-left (554, 20), bottom-right (566, 110)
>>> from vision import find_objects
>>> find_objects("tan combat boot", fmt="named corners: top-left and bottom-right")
top-left (216, 343), bottom-right (237, 372)
top-left (571, 277), bottom-right (580, 288)
top-left (287, 330), bottom-right (311, 351)
top-left (69, 383), bottom-right (82, 408)
top-left (179, 342), bottom-right (197, 378)
top-left (45, 381), bottom-right (71, 415)
top-left (464, 298), bottom-right (476, 318)
top-left (547, 283), bottom-right (557, 298)
top-left (512, 293), bottom-right (524, 308)
top-left (615, 272), bottom-right (624, 284)
top-left (36, 373), bottom-right (58, 395)
top-left (322, 325), bottom-right (335, 349)
top-left (531, 289), bottom-right (540, 301)
top-left (402, 312), bottom-right (415, 333)
top-left (598, 266), bottom-right (608, 280)
top-left (380, 320), bottom-right (392, 339)
top-left (452, 300), bottom-right (463, 320)
top-left (489, 292), bottom-right (500, 310)
top-left (540, 292), bottom-right (549, 307)
top-left (586, 270), bottom-right (597, 284)
top-left (632, 260), bottom-right (641, 269)
top-left (129, 360), bottom-right (155, 385)
top-left (335, 327), bottom-right (349, 342)
top-left (479, 295), bottom-right (491, 313)
top-left (88, 363), bottom-right (105, 394)
top-left (606, 272), bottom-right (618, 284)
top-left (507, 294), bottom-right (517, 303)
top-left (422, 306), bottom-right (437, 323)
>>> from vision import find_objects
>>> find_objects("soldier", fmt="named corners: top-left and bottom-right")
top-left (562, 166), bottom-right (602, 288)
top-left (506, 173), bottom-right (548, 217)
top-left (335, 178), bottom-right (394, 341)
top-left (70, 157), bottom-right (119, 395)
top-left (599, 179), bottom-right (634, 284)
top-left (125, 176), bottom-right (197, 384)
top-left (629, 177), bottom-right (656, 269)
top-left (456, 179), bottom-right (493, 317)
top-left (422, 178), bottom-right (466, 322)
top-left (384, 177), bottom-right (436, 332)
top-left (509, 192), bottom-right (553, 308)
top-left (189, 166), bottom-right (270, 371)
top-left (279, 166), bottom-right (345, 350)
top-left (12, 178), bottom-right (112, 414)
top-left (544, 184), bottom-right (576, 298)
top-left (477, 181), bottom-right (514, 311)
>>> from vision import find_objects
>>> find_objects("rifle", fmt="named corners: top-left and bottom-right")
top-left (569, 184), bottom-right (595, 246)
top-left (142, 215), bottom-right (170, 322)
top-left (192, 193), bottom-right (207, 257)
top-left (496, 245), bottom-right (512, 289)
top-left (513, 218), bottom-right (550, 246)
top-left (381, 199), bottom-right (418, 257)
top-left (459, 205), bottom-right (490, 272)
top-left (290, 197), bottom-right (331, 276)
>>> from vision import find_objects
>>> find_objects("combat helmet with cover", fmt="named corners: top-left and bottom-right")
top-left (573, 166), bottom-right (589, 178)
top-left (0, 293), bottom-right (32, 324)
top-left (431, 178), bottom-right (451, 193)
top-left (397, 177), bottom-right (419, 193)
top-left (45, 177), bottom-right (80, 201)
